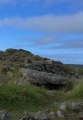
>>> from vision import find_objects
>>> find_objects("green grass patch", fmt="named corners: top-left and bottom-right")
top-left (67, 80), bottom-right (83, 100)
top-left (79, 69), bottom-right (83, 75)
top-left (63, 80), bottom-right (77, 92)
top-left (0, 82), bottom-right (65, 112)
top-left (0, 80), bottom-right (83, 120)
top-left (0, 82), bottom-right (52, 111)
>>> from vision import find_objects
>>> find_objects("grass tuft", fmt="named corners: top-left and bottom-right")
top-left (67, 80), bottom-right (83, 100)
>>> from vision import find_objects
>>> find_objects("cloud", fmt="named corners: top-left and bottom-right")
top-left (17, 35), bottom-right (83, 53)
top-left (0, 0), bottom-right (10, 3)
top-left (0, 0), bottom-right (15, 4)
top-left (15, 36), bottom-right (58, 50)
top-left (23, 36), bottom-right (83, 51)
top-left (0, 0), bottom-right (75, 4)
top-left (42, 54), bottom-right (83, 64)
top-left (23, 36), bottom-right (59, 46)
top-left (0, 12), bottom-right (83, 33)
top-left (44, 0), bottom-right (69, 5)
top-left (0, 0), bottom-right (83, 7)
top-left (48, 38), bottom-right (83, 50)
top-left (0, 0), bottom-right (35, 4)
top-left (12, 35), bottom-right (83, 64)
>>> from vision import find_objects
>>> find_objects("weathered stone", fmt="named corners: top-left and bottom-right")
top-left (19, 68), bottom-right (69, 89)
top-left (7, 71), bottom-right (13, 77)
top-left (19, 111), bottom-right (34, 120)
top-left (0, 110), bottom-right (11, 120)
top-left (74, 73), bottom-right (79, 78)
top-left (34, 111), bottom-right (48, 120)
top-left (45, 60), bottom-right (53, 64)
top-left (57, 110), bottom-right (65, 118)
top-left (24, 60), bottom-right (69, 75)
top-left (49, 111), bottom-right (55, 116)
top-left (60, 103), bottom-right (67, 111)
top-left (71, 102), bottom-right (83, 112)
top-left (48, 111), bottom-right (56, 120)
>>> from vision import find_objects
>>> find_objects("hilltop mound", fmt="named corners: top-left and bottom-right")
top-left (0, 48), bottom-right (44, 62)
top-left (0, 48), bottom-right (77, 89)
top-left (0, 48), bottom-right (74, 75)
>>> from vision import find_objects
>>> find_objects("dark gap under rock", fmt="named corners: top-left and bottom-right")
top-left (34, 83), bottom-right (64, 90)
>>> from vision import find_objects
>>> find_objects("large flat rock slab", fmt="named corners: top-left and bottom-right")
top-left (20, 68), bottom-right (69, 86)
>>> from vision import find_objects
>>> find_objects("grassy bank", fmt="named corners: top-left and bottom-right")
top-left (0, 80), bottom-right (83, 119)
top-left (67, 80), bottom-right (83, 101)
top-left (0, 82), bottom-right (64, 111)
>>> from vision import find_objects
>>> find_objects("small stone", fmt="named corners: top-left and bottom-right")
top-left (49, 111), bottom-right (55, 116)
top-left (57, 110), bottom-right (64, 118)
top-left (7, 71), bottom-right (13, 77)
top-left (74, 73), bottom-right (79, 78)
top-left (49, 111), bottom-right (55, 120)
top-left (34, 111), bottom-right (48, 120)
top-left (71, 102), bottom-right (83, 112)
top-left (0, 110), bottom-right (11, 120)
top-left (60, 103), bottom-right (67, 111)
top-left (23, 110), bottom-right (29, 115)
top-left (45, 60), bottom-right (52, 64)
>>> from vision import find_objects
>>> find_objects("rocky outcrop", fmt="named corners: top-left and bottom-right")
top-left (0, 49), bottom-right (44, 62)
top-left (19, 68), bottom-right (69, 89)
top-left (0, 48), bottom-right (75, 77)
top-left (24, 60), bottom-right (69, 74)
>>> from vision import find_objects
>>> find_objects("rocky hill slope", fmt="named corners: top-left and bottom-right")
top-left (0, 48), bottom-right (75, 74)
top-left (0, 48), bottom-right (78, 89)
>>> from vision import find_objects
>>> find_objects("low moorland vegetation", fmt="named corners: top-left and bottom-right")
top-left (0, 79), bottom-right (83, 119)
